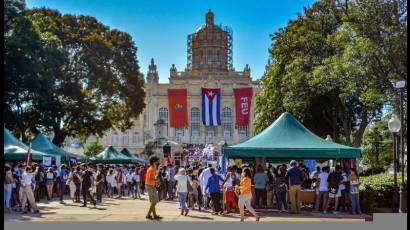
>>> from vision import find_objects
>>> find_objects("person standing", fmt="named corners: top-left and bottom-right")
top-left (315, 166), bottom-right (330, 213)
top-left (96, 164), bottom-right (105, 203)
top-left (275, 165), bottom-right (288, 213)
top-left (106, 169), bottom-right (116, 198)
top-left (174, 168), bottom-right (191, 216)
top-left (81, 163), bottom-right (96, 208)
top-left (45, 167), bottom-right (55, 200)
top-left (132, 167), bottom-right (142, 199)
top-left (166, 164), bottom-right (176, 200)
top-left (327, 165), bottom-right (343, 214)
top-left (199, 164), bottom-right (212, 210)
top-left (221, 166), bottom-right (239, 213)
top-left (338, 167), bottom-right (348, 212)
top-left (348, 168), bottom-right (361, 215)
top-left (126, 169), bottom-right (134, 198)
top-left (4, 166), bottom-right (14, 213)
top-left (115, 166), bottom-right (124, 199)
top-left (189, 175), bottom-right (201, 210)
top-left (73, 166), bottom-right (82, 203)
top-left (205, 167), bottom-right (224, 215)
top-left (33, 166), bottom-right (44, 202)
top-left (58, 164), bottom-right (69, 204)
top-left (253, 165), bottom-right (269, 209)
top-left (285, 160), bottom-right (303, 214)
top-left (20, 166), bottom-right (40, 214)
top-left (67, 167), bottom-right (77, 203)
top-left (145, 156), bottom-right (162, 220)
top-left (237, 168), bottom-right (260, 222)
top-left (140, 166), bottom-right (147, 195)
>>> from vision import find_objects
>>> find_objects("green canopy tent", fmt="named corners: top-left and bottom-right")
top-left (4, 128), bottom-right (50, 161)
top-left (120, 148), bottom-right (148, 165)
top-left (89, 146), bottom-right (138, 164)
top-left (69, 152), bottom-right (88, 163)
top-left (224, 112), bottom-right (361, 160)
top-left (31, 133), bottom-right (72, 163)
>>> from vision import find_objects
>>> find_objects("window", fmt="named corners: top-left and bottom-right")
top-left (112, 132), bottom-right (118, 145)
top-left (238, 125), bottom-right (249, 137)
top-left (133, 132), bottom-right (140, 146)
top-left (190, 107), bottom-right (200, 138)
top-left (123, 132), bottom-right (129, 146)
top-left (159, 107), bottom-right (169, 136)
top-left (222, 107), bottom-right (233, 139)
top-left (206, 127), bottom-right (216, 143)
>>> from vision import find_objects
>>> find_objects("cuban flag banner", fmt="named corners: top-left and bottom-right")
top-left (202, 88), bottom-right (221, 126)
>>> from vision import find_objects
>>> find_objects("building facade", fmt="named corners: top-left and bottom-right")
top-left (96, 10), bottom-right (261, 156)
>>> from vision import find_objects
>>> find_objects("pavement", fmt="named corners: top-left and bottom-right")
top-left (4, 193), bottom-right (372, 222)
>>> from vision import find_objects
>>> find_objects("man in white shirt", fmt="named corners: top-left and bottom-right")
top-left (198, 164), bottom-right (212, 209)
top-left (20, 166), bottom-right (40, 214)
top-left (174, 168), bottom-right (191, 216)
top-left (315, 166), bottom-right (330, 213)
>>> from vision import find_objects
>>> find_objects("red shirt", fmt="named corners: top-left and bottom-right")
top-left (140, 169), bottom-right (146, 182)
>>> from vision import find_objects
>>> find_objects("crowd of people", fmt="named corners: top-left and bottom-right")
top-left (4, 157), bottom-right (362, 221)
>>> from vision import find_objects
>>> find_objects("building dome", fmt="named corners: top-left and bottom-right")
top-left (187, 10), bottom-right (233, 72)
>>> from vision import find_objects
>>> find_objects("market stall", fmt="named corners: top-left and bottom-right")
top-left (89, 146), bottom-right (139, 164)
top-left (120, 148), bottom-right (148, 165)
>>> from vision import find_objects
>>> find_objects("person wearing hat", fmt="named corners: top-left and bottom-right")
top-left (285, 160), bottom-right (304, 214)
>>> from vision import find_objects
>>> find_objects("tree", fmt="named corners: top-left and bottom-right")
top-left (84, 138), bottom-right (104, 157)
top-left (255, 0), bottom-right (406, 147)
top-left (4, 1), bottom-right (146, 146)
top-left (362, 118), bottom-right (393, 173)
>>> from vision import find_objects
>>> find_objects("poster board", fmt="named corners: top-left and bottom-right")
top-left (42, 156), bottom-right (52, 167)
top-left (55, 156), bottom-right (61, 167)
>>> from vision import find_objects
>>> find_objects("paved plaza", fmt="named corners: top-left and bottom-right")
top-left (4, 193), bottom-right (372, 222)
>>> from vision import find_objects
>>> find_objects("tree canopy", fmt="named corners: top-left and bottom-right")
top-left (4, 0), bottom-right (146, 146)
top-left (255, 0), bottom-right (407, 147)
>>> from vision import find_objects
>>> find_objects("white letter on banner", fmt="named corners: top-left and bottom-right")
top-left (241, 97), bottom-right (249, 115)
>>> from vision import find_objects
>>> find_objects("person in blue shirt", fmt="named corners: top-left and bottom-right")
top-left (205, 167), bottom-right (224, 215)
top-left (285, 160), bottom-right (304, 214)
top-left (59, 164), bottom-right (69, 204)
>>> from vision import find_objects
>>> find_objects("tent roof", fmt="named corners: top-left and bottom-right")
top-left (31, 133), bottom-right (71, 161)
top-left (224, 112), bottom-right (361, 159)
top-left (4, 128), bottom-right (49, 161)
top-left (120, 148), bottom-right (148, 164)
top-left (89, 146), bottom-right (138, 164)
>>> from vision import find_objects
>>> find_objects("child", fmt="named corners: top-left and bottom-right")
top-left (189, 175), bottom-right (201, 210)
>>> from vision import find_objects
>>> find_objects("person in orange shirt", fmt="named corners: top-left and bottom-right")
top-left (236, 167), bottom-right (260, 222)
top-left (145, 156), bottom-right (162, 220)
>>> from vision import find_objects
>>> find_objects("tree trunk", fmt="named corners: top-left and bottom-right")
top-left (352, 110), bottom-right (369, 147)
top-left (52, 128), bottom-right (67, 147)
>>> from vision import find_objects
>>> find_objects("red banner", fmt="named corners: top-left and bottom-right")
top-left (168, 89), bottom-right (188, 128)
top-left (233, 87), bottom-right (253, 126)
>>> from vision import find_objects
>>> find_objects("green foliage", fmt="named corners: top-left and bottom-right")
top-left (359, 173), bottom-right (407, 212)
top-left (255, 0), bottom-right (407, 148)
top-left (84, 138), bottom-right (104, 157)
top-left (4, 0), bottom-right (146, 146)
top-left (362, 119), bottom-right (393, 172)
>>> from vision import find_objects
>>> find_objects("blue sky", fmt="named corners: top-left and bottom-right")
top-left (26, 0), bottom-right (316, 83)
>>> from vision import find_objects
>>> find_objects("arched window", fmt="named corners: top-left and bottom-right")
top-left (222, 107), bottom-right (233, 139)
top-left (238, 125), bottom-right (248, 137)
top-left (133, 132), bottom-right (140, 146)
top-left (123, 131), bottom-right (129, 146)
top-left (190, 107), bottom-right (200, 138)
top-left (159, 107), bottom-right (169, 136)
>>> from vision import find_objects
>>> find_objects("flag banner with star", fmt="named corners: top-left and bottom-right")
top-left (168, 88), bottom-right (188, 128)
top-left (201, 88), bottom-right (221, 126)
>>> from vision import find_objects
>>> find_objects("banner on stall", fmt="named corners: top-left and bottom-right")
top-left (42, 156), bottom-right (52, 167)
top-left (168, 89), bottom-right (188, 128)
top-left (69, 157), bottom-right (77, 167)
top-left (233, 87), bottom-right (253, 126)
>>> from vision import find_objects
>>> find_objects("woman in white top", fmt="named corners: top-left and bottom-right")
top-left (126, 171), bottom-right (134, 197)
top-left (174, 168), bottom-right (191, 216)
top-left (67, 168), bottom-right (77, 202)
top-left (45, 168), bottom-right (55, 200)
top-left (132, 169), bottom-right (141, 199)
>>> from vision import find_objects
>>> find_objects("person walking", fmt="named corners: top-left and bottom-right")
top-left (166, 164), bottom-right (176, 200)
top-left (106, 169), bottom-right (116, 198)
top-left (145, 156), bottom-right (162, 220)
top-left (126, 169), bottom-right (134, 198)
top-left (221, 166), bottom-right (239, 213)
top-left (67, 167), bottom-right (77, 203)
top-left (115, 166), bottom-right (124, 198)
top-left (174, 168), bottom-right (191, 216)
top-left (189, 175), bottom-right (201, 210)
top-left (33, 166), bottom-right (44, 202)
top-left (199, 164), bottom-right (213, 210)
top-left (132, 167), bottom-right (141, 199)
top-left (236, 167), bottom-right (260, 222)
top-left (20, 166), bottom-right (40, 214)
top-left (205, 167), bottom-right (224, 215)
top-left (275, 165), bottom-right (288, 213)
top-left (140, 166), bottom-right (147, 195)
top-left (58, 164), bottom-right (69, 204)
top-left (348, 168), bottom-right (361, 215)
top-left (314, 166), bottom-right (329, 213)
top-left (73, 166), bottom-right (82, 203)
top-left (285, 160), bottom-right (303, 214)
top-left (81, 163), bottom-right (96, 208)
